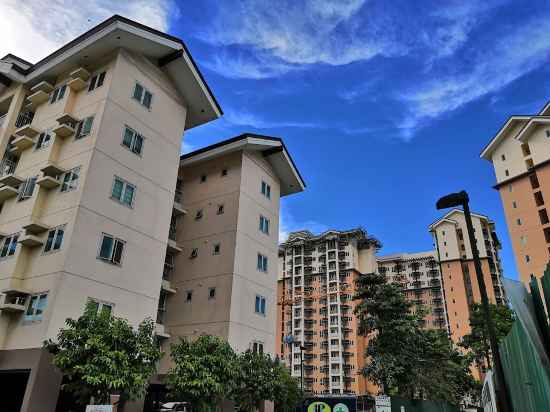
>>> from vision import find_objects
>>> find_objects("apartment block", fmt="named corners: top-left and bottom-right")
top-left (156, 134), bottom-right (305, 378)
top-left (377, 251), bottom-right (449, 332)
top-left (429, 209), bottom-right (505, 344)
top-left (0, 16), bottom-right (221, 412)
top-left (276, 229), bottom-right (380, 396)
top-left (481, 102), bottom-right (550, 285)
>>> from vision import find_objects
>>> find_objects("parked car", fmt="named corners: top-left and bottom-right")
top-left (156, 402), bottom-right (191, 411)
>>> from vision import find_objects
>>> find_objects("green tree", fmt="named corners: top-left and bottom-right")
top-left (233, 350), bottom-right (276, 411)
top-left (272, 360), bottom-right (303, 412)
top-left (460, 303), bottom-right (514, 369)
top-left (44, 302), bottom-right (161, 409)
top-left (355, 273), bottom-right (476, 403)
top-left (166, 335), bottom-right (238, 412)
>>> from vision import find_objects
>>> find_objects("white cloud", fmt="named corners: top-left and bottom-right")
top-left (399, 17), bottom-right (550, 134)
top-left (224, 108), bottom-right (321, 130)
top-left (0, 0), bottom-right (176, 63)
top-left (279, 203), bottom-right (329, 243)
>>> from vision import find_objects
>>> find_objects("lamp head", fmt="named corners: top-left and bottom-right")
top-left (436, 190), bottom-right (468, 210)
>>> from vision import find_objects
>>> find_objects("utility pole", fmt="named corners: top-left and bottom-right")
top-left (436, 190), bottom-right (511, 412)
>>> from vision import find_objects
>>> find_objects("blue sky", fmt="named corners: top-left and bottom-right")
top-left (4, 0), bottom-right (550, 280)
top-left (170, 0), bottom-right (550, 280)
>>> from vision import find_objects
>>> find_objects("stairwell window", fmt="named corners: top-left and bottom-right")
top-left (217, 204), bottom-right (224, 215)
top-left (255, 295), bottom-right (266, 316)
top-left (18, 176), bottom-right (37, 201)
top-left (98, 233), bottom-right (125, 265)
top-left (88, 71), bottom-right (106, 92)
top-left (60, 167), bottom-right (80, 193)
top-left (75, 116), bottom-right (94, 139)
top-left (50, 85), bottom-right (66, 104)
top-left (111, 177), bottom-right (135, 207)
top-left (261, 180), bottom-right (271, 199)
top-left (24, 293), bottom-right (48, 322)
top-left (190, 248), bottom-right (198, 259)
top-left (122, 126), bottom-right (144, 155)
top-left (213, 243), bottom-right (221, 255)
top-left (43, 225), bottom-right (65, 254)
top-left (0, 233), bottom-right (19, 258)
top-left (257, 253), bottom-right (268, 272)
top-left (132, 82), bottom-right (153, 110)
top-left (35, 131), bottom-right (52, 150)
top-left (87, 298), bottom-right (113, 316)
top-left (259, 215), bottom-right (270, 234)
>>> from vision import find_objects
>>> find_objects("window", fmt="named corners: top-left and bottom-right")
top-left (217, 204), bottom-right (224, 215)
top-left (544, 227), bottom-right (550, 243)
top-left (190, 248), bottom-right (198, 259)
top-left (255, 295), bottom-right (266, 315)
top-left (526, 255), bottom-right (530, 263)
top-left (529, 173), bottom-right (540, 190)
top-left (517, 218), bottom-right (522, 226)
top-left (18, 176), bottom-right (37, 201)
top-left (200, 174), bottom-right (207, 183)
top-left (252, 341), bottom-right (264, 354)
top-left (521, 143), bottom-right (531, 156)
top-left (501, 154), bottom-right (506, 161)
top-left (88, 298), bottom-right (113, 316)
top-left (88, 71), bottom-right (106, 92)
top-left (221, 168), bottom-right (228, 177)
top-left (122, 126), bottom-right (144, 155)
top-left (508, 184), bottom-right (513, 193)
top-left (50, 85), bottom-right (66, 104)
top-left (186, 290), bottom-right (193, 302)
top-left (195, 209), bottom-right (203, 220)
top-left (261, 181), bottom-right (271, 199)
top-left (526, 158), bottom-right (534, 169)
top-left (36, 131), bottom-right (52, 150)
top-left (0, 233), bottom-right (19, 258)
top-left (520, 235), bottom-right (528, 246)
top-left (259, 215), bottom-right (270, 234)
top-left (213, 243), bottom-right (221, 255)
top-left (44, 225), bottom-right (65, 253)
top-left (257, 253), bottom-right (268, 272)
top-left (25, 293), bottom-right (48, 322)
top-left (504, 169), bottom-right (509, 177)
top-left (539, 209), bottom-right (549, 225)
top-left (75, 116), bottom-right (94, 139)
top-left (132, 82), bottom-right (152, 109)
top-left (98, 233), bottom-right (125, 265)
top-left (111, 177), bottom-right (135, 207)
top-left (512, 201), bottom-right (517, 209)
top-left (546, 130), bottom-right (550, 138)
top-left (534, 191), bottom-right (545, 207)
top-left (60, 166), bottom-right (80, 192)
top-left (208, 287), bottom-right (216, 299)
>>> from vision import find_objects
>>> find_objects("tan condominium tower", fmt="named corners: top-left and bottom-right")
top-left (276, 228), bottom-right (380, 396)
top-left (480, 102), bottom-right (550, 285)
top-left (429, 209), bottom-right (505, 345)
top-left (377, 251), bottom-right (449, 332)
top-left (0, 15), bottom-right (222, 412)
top-left (156, 134), bottom-right (305, 379)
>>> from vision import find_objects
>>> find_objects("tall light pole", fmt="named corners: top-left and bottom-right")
top-left (436, 190), bottom-right (511, 412)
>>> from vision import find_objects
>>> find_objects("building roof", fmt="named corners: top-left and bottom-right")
top-left (376, 250), bottom-right (436, 262)
top-left (0, 15), bottom-right (221, 130)
top-left (180, 133), bottom-right (306, 196)
top-left (428, 208), bottom-right (492, 231)
top-left (281, 227), bottom-right (381, 249)
top-left (480, 101), bottom-right (550, 161)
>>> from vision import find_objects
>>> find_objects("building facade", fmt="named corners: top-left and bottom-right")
top-left (377, 251), bottom-right (449, 332)
top-left (429, 209), bottom-right (505, 345)
top-left (157, 134), bottom-right (305, 376)
top-left (276, 229), bottom-right (380, 396)
top-left (481, 102), bottom-right (550, 285)
top-left (0, 16), bottom-right (221, 412)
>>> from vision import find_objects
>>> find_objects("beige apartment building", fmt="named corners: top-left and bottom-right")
top-left (481, 102), bottom-right (550, 285)
top-left (0, 16), bottom-right (222, 412)
top-left (377, 251), bottom-right (449, 332)
top-left (276, 228), bottom-right (380, 396)
top-left (156, 134), bottom-right (305, 378)
top-left (429, 209), bottom-right (505, 346)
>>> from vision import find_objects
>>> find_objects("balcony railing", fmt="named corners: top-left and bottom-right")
top-left (0, 113), bottom-right (7, 128)
top-left (0, 158), bottom-right (17, 177)
top-left (15, 111), bottom-right (34, 128)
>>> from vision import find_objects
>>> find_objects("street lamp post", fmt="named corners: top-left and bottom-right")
top-left (436, 190), bottom-right (511, 412)
top-left (300, 344), bottom-right (305, 412)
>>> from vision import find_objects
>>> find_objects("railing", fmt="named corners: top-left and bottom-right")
top-left (0, 113), bottom-right (7, 128)
top-left (0, 158), bottom-right (17, 177)
top-left (15, 111), bottom-right (34, 128)
top-left (156, 307), bottom-right (166, 324)
top-left (174, 190), bottom-right (183, 204)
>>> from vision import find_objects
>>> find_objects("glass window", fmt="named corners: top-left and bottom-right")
top-left (88, 298), bottom-right (113, 315)
top-left (0, 233), bottom-right (19, 258)
top-left (50, 85), bottom-right (66, 104)
top-left (259, 215), bottom-right (270, 234)
top-left (18, 176), bottom-right (37, 201)
top-left (25, 293), bottom-right (48, 322)
top-left (208, 287), bottom-right (216, 299)
top-left (133, 83), bottom-right (153, 109)
top-left (261, 181), bottom-right (271, 199)
top-left (88, 71), bottom-right (106, 92)
top-left (36, 131), bottom-right (52, 150)
top-left (213, 243), bottom-right (220, 255)
top-left (186, 290), bottom-right (193, 302)
top-left (60, 167), bottom-right (80, 192)
top-left (75, 116), bottom-right (94, 139)
top-left (44, 225), bottom-right (65, 253)
top-left (257, 253), bottom-right (268, 272)
top-left (98, 233), bottom-right (125, 265)
top-left (111, 177), bottom-right (135, 207)
top-left (122, 126), bottom-right (144, 155)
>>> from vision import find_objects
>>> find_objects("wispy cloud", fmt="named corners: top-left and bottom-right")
top-left (398, 16), bottom-right (550, 135)
top-left (224, 108), bottom-right (321, 130)
top-left (279, 203), bottom-right (329, 242)
top-left (0, 0), bottom-right (176, 62)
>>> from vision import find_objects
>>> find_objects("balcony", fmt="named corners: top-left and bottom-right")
top-left (161, 279), bottom-right (177, 294)
top-left (52, 113), bottom-right (78, 138)
top-left (19, 234), bottom-right (43, 247)
top-left (167, 239), bottom-right (182, 254)
top-left (430, 279), bottom-right (441, 287)
top-left (67, 67), bottom-right (90, 91)
top-left (37, 176), bottom-right (61, 190)
top-left (0, 186), bottom-right (18, 202)
top-left (26, 83), bottom-right (53, 108)
top-left (10, 135), bottom-right (36, 155)
top-left (0, 173), bottom-right (24, 188)
top-left (41, 163), bottom-right (67, 177)
top-left (22, 221), bottom-right (50, 235)
top-left (0, 288), bottom-right (30, 313)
